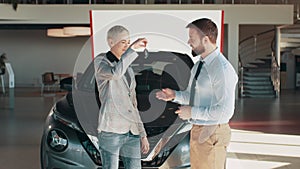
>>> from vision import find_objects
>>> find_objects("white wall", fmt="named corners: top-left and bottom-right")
top-left (0, 4), bottom-right (294, 87)
top-left (0, 29), bottom-right (89, 87)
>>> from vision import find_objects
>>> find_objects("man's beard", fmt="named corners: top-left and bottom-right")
top-left (191, 47), bottom-right (205, 57)
top-left (191, 50), bottom-right (197, 57)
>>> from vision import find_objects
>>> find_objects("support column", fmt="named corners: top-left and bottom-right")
top-left (227, 22), bottom-right (239, 99)
top-left (276, 27), bottom-right (281, 66)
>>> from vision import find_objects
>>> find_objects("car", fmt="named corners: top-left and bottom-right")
top-left (40, 51), bottom-right (194, 169)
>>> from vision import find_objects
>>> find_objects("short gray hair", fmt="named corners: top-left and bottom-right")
top-left (107, 25), bottom-right (129, 41)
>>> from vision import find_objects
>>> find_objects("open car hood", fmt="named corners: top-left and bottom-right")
top-left (62, 51), bottom-right (194, 164)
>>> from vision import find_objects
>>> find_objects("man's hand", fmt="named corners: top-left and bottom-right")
top-left (130, 38), bottom-right (147, 50)
top-left (155, 88), bottom-right (175, 101)
top-left (141, 136), bottom-right (150, 154)
top-left (175, 106), bottom-right (192, 120)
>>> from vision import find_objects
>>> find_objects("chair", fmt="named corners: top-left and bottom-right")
top-left (59, 76), bottom-right (73, 91)
top-left (41, 72), bottom-right (58, 96)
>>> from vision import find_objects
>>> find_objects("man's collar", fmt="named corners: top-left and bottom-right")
top-left (106, 51), bottom-right (119, 63)
top-left (201, 47), bottom-right (219, 65)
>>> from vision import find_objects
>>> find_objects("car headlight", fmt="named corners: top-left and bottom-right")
top-left (47, 129), bottom-right (68, 152)
top-left (77, 131), bottom-right (102, 165)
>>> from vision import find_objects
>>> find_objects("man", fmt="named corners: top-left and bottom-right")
top-left (156, 18), bottom-right (238, 169)
top-left (94, 25), bottom-right (149, 169)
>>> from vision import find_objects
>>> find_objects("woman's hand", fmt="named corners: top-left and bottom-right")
top-left (130, 38), bottom-right (147, 50)
top-left (141, 136), bottom-right (150, 154)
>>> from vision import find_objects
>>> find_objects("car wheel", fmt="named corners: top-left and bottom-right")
top-left (40, 134), bottom-right (48, 169)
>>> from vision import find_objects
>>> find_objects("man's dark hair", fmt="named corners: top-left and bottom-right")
top-left (186, 18), bottom-right (218, 44)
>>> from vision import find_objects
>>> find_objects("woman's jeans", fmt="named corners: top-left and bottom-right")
top-left (98, 131), bottom-right (141, 169)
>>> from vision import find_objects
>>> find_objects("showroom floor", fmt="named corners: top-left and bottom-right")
top-left (0, 88), bottom-right (300, 169)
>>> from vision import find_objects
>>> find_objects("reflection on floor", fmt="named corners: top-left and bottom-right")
top-left (227, 89), bottom-right (300, 169)
top-left (228, 129), bottom-right (300, 169)
top-left (0, 88), bottom-right (300, 169)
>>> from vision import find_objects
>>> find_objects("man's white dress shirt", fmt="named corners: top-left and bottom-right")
top-left (174, 49), bottom-right (238, 125)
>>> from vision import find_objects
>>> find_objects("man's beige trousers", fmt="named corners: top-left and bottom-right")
top-left (190, 124), bottom-right (231, 169)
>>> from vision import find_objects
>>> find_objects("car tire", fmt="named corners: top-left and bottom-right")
top-left (40, 134), bottom-right (47, 169)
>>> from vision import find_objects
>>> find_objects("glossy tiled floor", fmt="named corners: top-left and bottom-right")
top-left (0, 88), bottom-right (300, 169)
top-left (228, 89), bottom-right (300, 169)
top-left (0, 88), bottom-right (62, 169)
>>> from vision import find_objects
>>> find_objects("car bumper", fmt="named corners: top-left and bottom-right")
top-left (41, 114), bottom-right (100, 169)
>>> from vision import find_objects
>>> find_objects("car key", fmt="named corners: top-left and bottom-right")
top-left (144, 48), bottom-right (149, 59)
